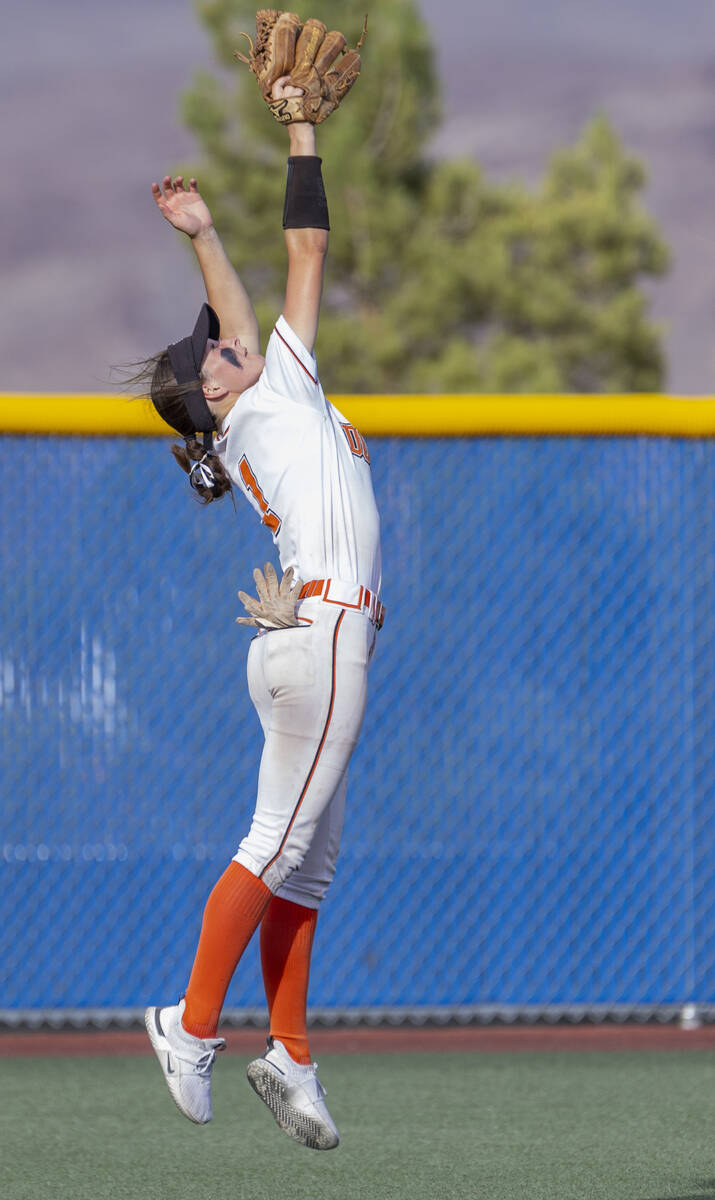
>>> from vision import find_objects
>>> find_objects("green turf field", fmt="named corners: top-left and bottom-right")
top-left (4, 1051), bottom-right (715, 1200)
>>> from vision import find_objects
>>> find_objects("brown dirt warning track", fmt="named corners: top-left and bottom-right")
top-left (1, 1024), bottom-right (714, 1057)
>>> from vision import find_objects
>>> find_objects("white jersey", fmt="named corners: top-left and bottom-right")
top-left (214, 315), bottom-right (382, 594)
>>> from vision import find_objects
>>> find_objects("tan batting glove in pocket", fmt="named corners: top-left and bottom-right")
top-left (236, 563), bottom-right (304, 631)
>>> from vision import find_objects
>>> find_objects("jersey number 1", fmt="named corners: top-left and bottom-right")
top-left (238, 456), bottom-right (281, 534)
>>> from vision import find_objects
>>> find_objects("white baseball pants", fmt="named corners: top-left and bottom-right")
top-left (234, 601), bottom-right (377, 908)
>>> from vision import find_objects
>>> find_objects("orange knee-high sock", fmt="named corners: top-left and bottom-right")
top-left (260, 896), bottom-right (318, 1065)
top-left (183, 861), bottom-right (271, 1040)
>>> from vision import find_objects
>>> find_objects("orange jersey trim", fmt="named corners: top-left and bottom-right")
top-left (238, 455), bottom-right (282, 534)
top-left (275, 328), bottom-right (318, 385)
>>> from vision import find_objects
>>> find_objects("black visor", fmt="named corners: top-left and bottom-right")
top-left (164, 303), bottom-right (220, 434)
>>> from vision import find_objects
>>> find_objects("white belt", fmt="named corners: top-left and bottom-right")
top-left (298, 578), bottom-right (385, 629)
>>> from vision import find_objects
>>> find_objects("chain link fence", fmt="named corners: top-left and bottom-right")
top-left (1, 434), bottom-right (713, 1022)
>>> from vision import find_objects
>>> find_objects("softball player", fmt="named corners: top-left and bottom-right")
top-left (140, 79), bottom-right (382, 1151)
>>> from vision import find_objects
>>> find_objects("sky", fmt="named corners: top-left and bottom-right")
top-left (4, 0), bottom-right (715, 392)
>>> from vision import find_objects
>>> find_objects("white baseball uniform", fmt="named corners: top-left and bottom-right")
top-left (214, 315), bottom-right (382, 908)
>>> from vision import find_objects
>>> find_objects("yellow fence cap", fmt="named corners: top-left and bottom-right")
top-left (2, 392), bottom-right (715, 437)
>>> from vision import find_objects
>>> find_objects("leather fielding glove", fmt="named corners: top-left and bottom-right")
top-left (236, 563), bottom-right (304, 630)
top-left (235, 9), bottom-right (366, 125)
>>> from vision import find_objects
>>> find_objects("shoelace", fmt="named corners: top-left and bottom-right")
top-left (266, 1047), bottom-right (328, 1098)
top-left (175, 1040), bottom-right (225, 1076)
top-left (195, 1047), bottom-right (219, 1077)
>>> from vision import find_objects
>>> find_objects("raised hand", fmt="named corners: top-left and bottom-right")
top-left (271, 74), bottom-right (305, 101)
top-left (151, 176), bottom-right (214, 238)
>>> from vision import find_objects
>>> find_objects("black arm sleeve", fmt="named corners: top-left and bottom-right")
top-left (282, 156), bottom-right (330, 231)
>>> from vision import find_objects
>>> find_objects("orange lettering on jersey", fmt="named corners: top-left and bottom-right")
top-left (239, 456), bottom-right (282, 534)
top-left (340, 422), bottom-right (371, 465)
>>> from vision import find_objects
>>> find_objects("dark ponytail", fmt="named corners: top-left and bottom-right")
top-left (169, 436), bottom-right (233, 505)
top-left (121, 349), bottom-right (233, 504)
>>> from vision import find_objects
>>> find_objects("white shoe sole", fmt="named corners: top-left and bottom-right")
top-left (144, 1006), bottom-right (209, 1125)
top-left (247, 1060), bottom-right (339, 1150)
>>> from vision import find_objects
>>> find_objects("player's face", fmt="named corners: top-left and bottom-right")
top-left (201, 338), bottom-right (265, 400)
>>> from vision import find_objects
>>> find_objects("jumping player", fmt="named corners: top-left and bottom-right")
top-left (138, 77), bottom-right (382, 1150)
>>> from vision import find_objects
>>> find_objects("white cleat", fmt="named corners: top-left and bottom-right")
top-left (247, 1036), bottom-right (340, 1150)
top-left (144, 999), bottom-right (226, 1124)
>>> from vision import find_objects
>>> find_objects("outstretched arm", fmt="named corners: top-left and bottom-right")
top-left (277, 84), bottom-right (329, 355)
top-left (151, 176), bottom-right (260, 353)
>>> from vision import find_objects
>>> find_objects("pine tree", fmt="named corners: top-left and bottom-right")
top-left (181, 0), bottom-right (669, 392)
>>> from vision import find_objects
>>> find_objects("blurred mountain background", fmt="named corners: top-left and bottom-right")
top-left (4, 0), bottom-right (715, 392)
